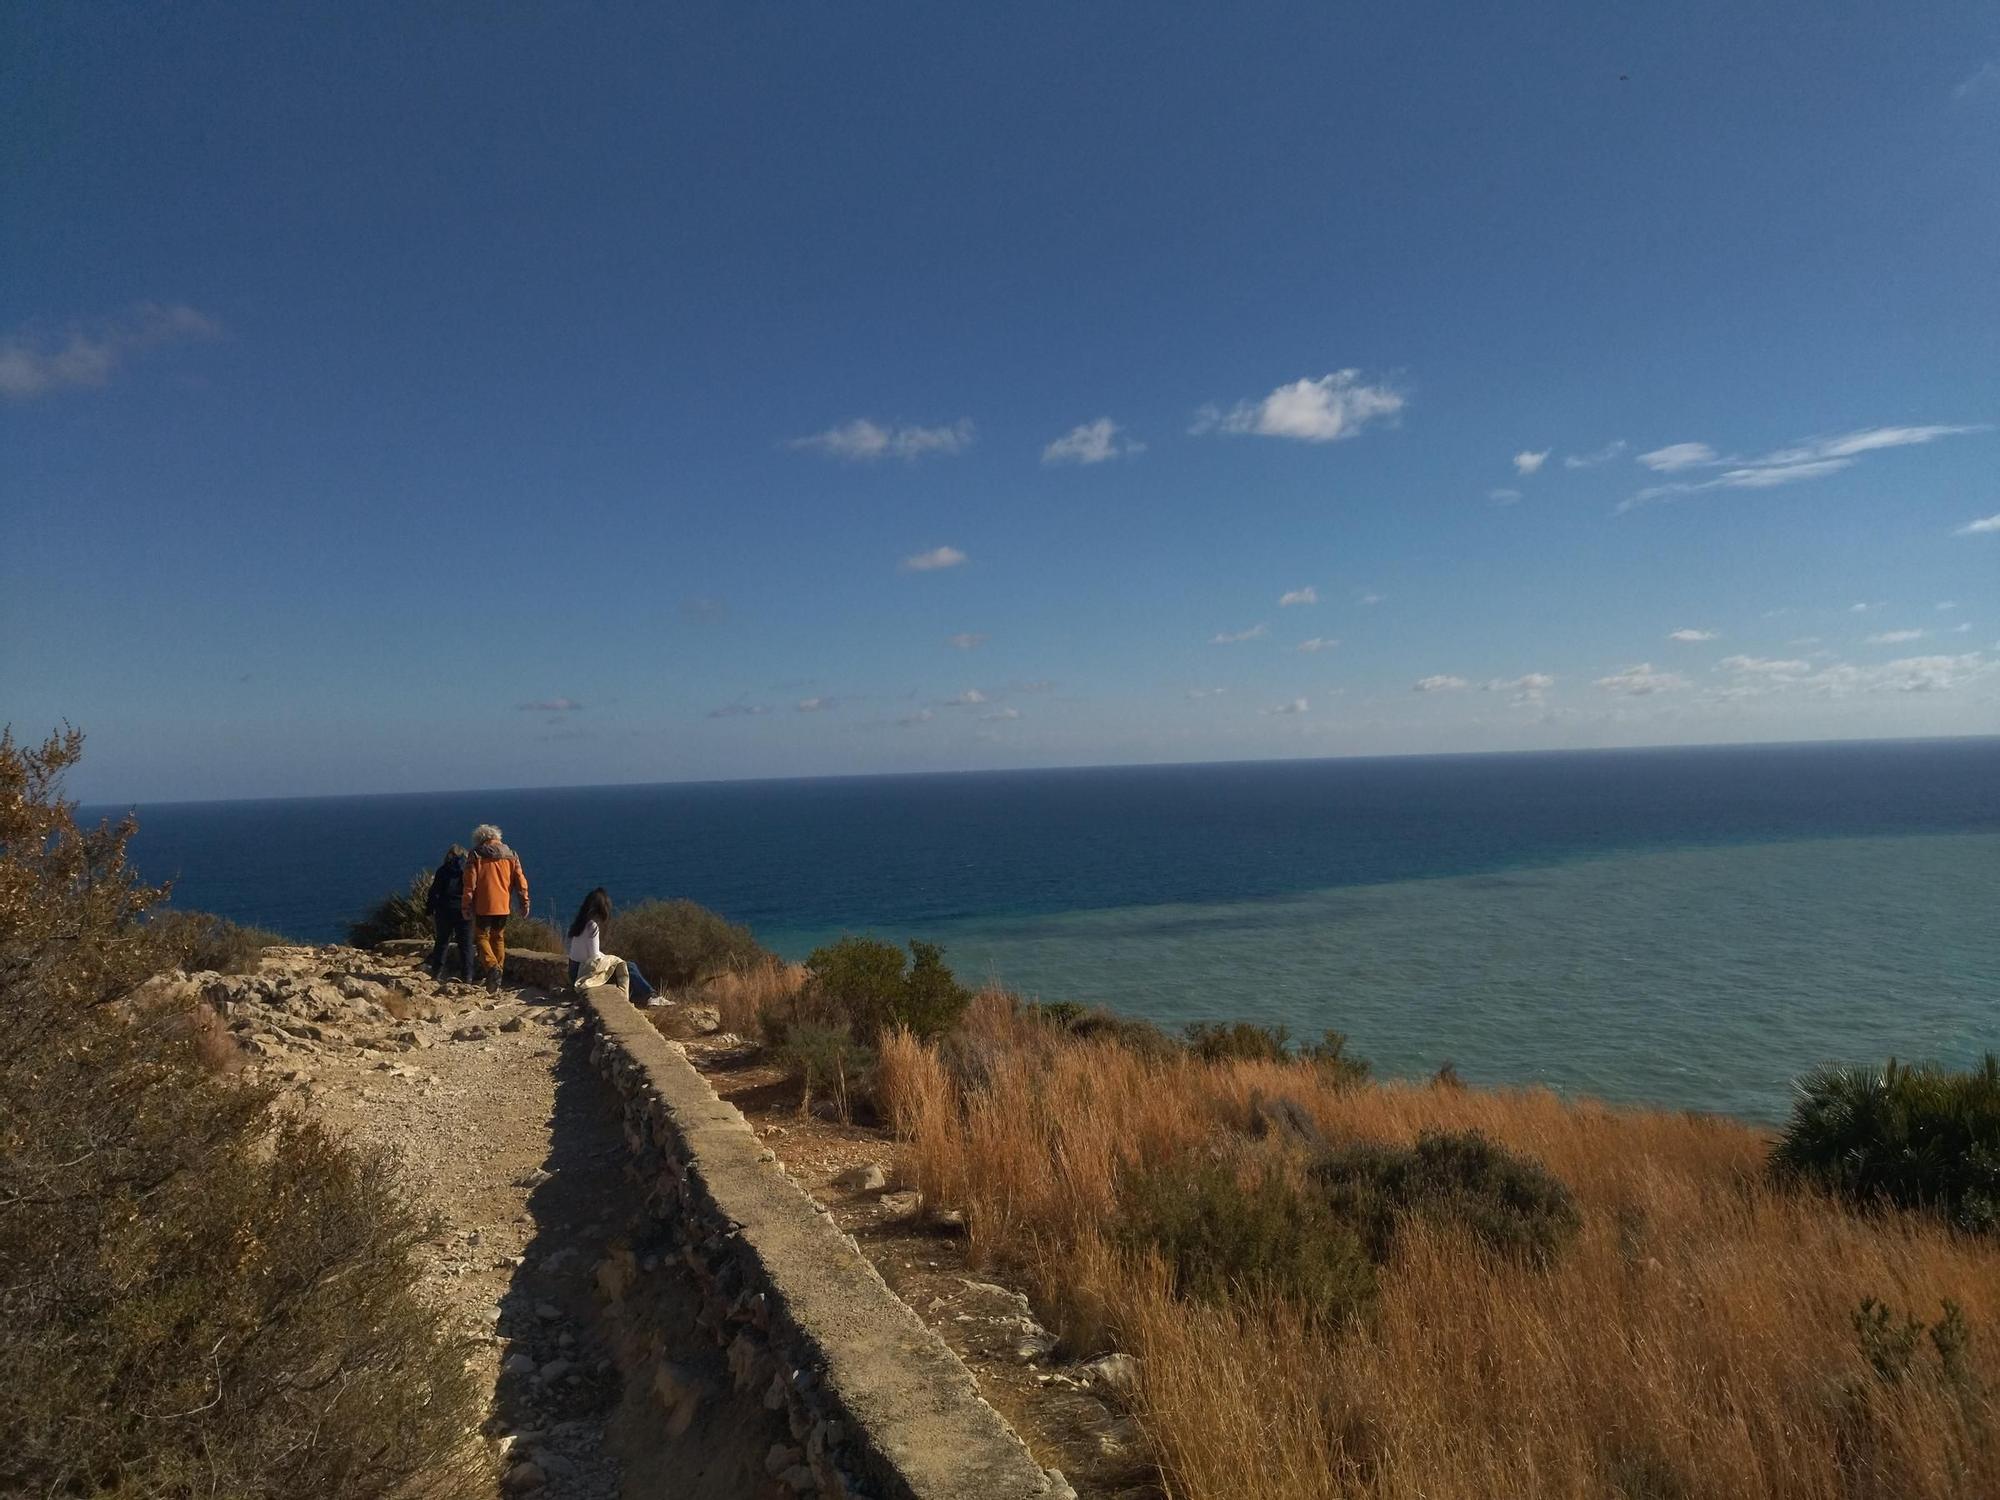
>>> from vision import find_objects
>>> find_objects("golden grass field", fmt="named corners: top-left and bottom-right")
top-left (866, 992), bottom-right (2000, 1500)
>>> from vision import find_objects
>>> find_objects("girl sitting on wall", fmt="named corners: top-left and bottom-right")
top-left (566, 887), bottom-right (659, 1005)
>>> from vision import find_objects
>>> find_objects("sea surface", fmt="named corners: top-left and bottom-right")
top-left (103, 738), bottom-right (2000, 1122)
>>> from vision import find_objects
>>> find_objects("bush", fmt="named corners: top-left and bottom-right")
top-left (606, 898), bottom-right (763, 990)
top-left (1310, 1129), bottom-right (1581, 1266)
top-left (772, 1021), bottom-right (874, 1123)
top-left (0, 728), bottom-right (484, 1497)
top-left (1185, 1019), bottom-right (1292, 1062)
top-left (347, 868), bottom-right (435, 948)
top-left (506, 912), bottom-right (562, 953)
top-left (800, 937), bottom-right (971, 1042)
top-left (149, 909), bottom-right (289, 974)
top-left (1772, 1056), bottom-right (2000, 1234)
top-left (1118, 1155), bottom-right (1378, 1323)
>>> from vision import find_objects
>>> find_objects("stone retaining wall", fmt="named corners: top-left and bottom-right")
top-left (581, 985), bottom-right (1072, 1500)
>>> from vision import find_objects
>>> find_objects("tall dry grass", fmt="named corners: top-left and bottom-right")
top-left (701, 955), bottom-right (807, 1037)
top-left (875, 1000), bottom-right (2000, 1500)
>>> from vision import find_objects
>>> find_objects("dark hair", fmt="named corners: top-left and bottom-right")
top-left (569, 887), bottom-right (612, 940)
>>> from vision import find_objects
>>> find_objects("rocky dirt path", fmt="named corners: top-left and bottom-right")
top-left (206, 946), bottom-right (637, 1500)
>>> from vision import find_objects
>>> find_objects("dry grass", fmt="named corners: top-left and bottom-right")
top-left (701, 955), bottom-right (808, 1037)
top-left (876, 999), bottom-right (2000, 1500)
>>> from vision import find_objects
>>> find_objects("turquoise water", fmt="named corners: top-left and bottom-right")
top-left (774, 834), bottom-right (1996, 1122)
top-left (112, 739), bottom-right (2000, 1122)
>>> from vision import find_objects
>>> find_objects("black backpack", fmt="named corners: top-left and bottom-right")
top-left (433, 855), bottom-right (465, 910)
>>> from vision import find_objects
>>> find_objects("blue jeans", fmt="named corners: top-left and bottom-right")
top-left (568, 957), bottom-right (654, 1002)
top-left (430, 911), bottom-right (472, 980)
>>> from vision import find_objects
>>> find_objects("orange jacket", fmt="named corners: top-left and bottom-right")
top-left (463, 841), bottom-right (528, 917)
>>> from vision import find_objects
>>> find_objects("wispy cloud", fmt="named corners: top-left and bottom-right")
top-left (1265, 697), bottom-right (1310, 716)
top-left (1185, 686), bottom-right (1228, 700)
top-left (1594, 663), bottom-right (1688, 696)
top-left (896, 708), bottom-right (935, 727)
top-left (789, 417), bottom-right (973, 461)
top-left (796, 697), bottom-right (835, 713)
top-left (1358, 591), bottom-right (1385, 606)
top-left (939, 689), bottom-right (987, 706)
top-left (516, 697), bottom-right (584, 712)
top-left (1296, 637), bottom-right (1339, 653)
top-left (1042, 417), bottom-right (1143, 465)
top-left (946, 631), bottom-right (986, 650)
top-left (1488, 488), bottom-right (1522, 506)
top-left (1957, 513), bottom-right (2000, 536)
top-left (1718, 655), bottom-right (1812, 678)
top-left (1278, 586), bottom-right (1318, 607)
top-left (1848, 602), bottom-right (1880, 613)
top-left (1211, 623), bottom-right (1268, 644)
top-left (1564, 440), bottom-right (1627, 469)
top-left (1714, 652), bottom-right (1993, 698)
top-left (1953, 60), bottom-right (2000, 100)
top-left (1937, 601), bottom-right (1960, 612)
top-left (0, 303), bottom-right (219, 401)
top-left (901, 545), bottom-right (967, 572)
top-left (1623, 425), bottom-right (1989, 512)
top-left (982, 706), bottom-right (1022, 721)
top-left (1667, 628), bottom-right (1718, 643)
top-left (707, 702), bottom-right (770, 719)
top-left (1864, 629), bottom-right (1927, 645)
top-left (1191, 370), bottom-right (1404, 444)
top-left (1513, 450), bottom-right (1549, 475)
top-left (1413, 674), bottom-right (1470, 693)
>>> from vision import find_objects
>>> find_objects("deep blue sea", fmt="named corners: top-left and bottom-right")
top-left (101, 738), bottom-right (2000, 1122)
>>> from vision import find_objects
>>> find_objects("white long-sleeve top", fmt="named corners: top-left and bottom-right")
top-left (567, 919), bottom-right (602, 967)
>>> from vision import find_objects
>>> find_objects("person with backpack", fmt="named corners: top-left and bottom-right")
top-left (462, 823), bottom-right (529, 991)
top-left (424, 843), bottom-right (472, 982)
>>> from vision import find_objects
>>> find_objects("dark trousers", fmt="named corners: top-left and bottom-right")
top-left (429, 910), bottom-right (473, 980)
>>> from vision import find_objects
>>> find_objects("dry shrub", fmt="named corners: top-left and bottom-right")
top-left (879, 1018), bottom-right (2000, 1500)
top-left (0, 728), bottom-right (486, 1498)
top-left (704, 956), bottom-right (807, 1037)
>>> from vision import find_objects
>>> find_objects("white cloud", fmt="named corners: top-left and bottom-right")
top-left (1848, 602), bottom-right (1878, 613)
top-left (1185, 686), bottom-right (1228, 699)
top-left (1266, 698), bottom-right (1310, 716)
top-left (1957, 513), bottom-right (2000, 536)
top-left (1785, 636), bottom-right (1822, 647)
top-left (1638, 442), bottom-right (1719, 473)
top-left (1211, 624), bottom-right (1268, 644)
top-left (1042, 417), bottom-right (1143, 465)
top-left (0, 303), bottom-right (220, 401)
top-left (1488, 488), bottom-right (1522, 505)
top-left (790, 417), bottom-right (973, 461)
top-left (1718, 655), bottom-right (1811, 677)
top-left (1278, 586), bottom-right (1318, 607)
top-left (1712, 651), bottom-right (1994, 700)
top-left (1667, 628), bottom-right (1718, 643)
top-left (1864, 629), bottom-right (1927, 645)
top-left (707, 702), bottom-right (770, 719)
top-left (947, 632), bottom-right (986, 650)
top-left (1358, 592), bottom-right (1385, 606)
top-left (940, 689), bottom-right (987, 706)
top-left (1513, 449), bottom-right (1549, 475)
top-left (1936, 601), bottom-right (1959, 612)
top-left (1296, 637), bottom-right (1339, 653)
top-left (1594, 663), bottom-right (1688, 696)
top-left (1413, 675), bottom-right (1470, 693)
top-left (896, 708), bottom-right (935, 727)
top-left (796, 697), bottom-right (834, 713)
top-left (1487, 672), bottom-right (1555, 704)
top-left (1564, 440), bottom-right (1627, 469)
top-left (1191, 370), bottom-right (1403, 444)
top-left (1950, 621), bottom-right (1973, 634)
top-left (516, 697), bottom-right (584, 712)
top-left (1623, 425), bottom-right (1989, 512)
top-left (982, 707), bottom-right (1021, 721)
top-left (901, 545), bottom-right (967, 572)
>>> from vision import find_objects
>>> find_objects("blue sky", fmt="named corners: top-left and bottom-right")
top-left (4, 2), bottom-right (1997, 802)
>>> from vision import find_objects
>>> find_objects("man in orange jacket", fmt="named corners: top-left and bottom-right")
top-left (462, 823), bottom-right (529, 991)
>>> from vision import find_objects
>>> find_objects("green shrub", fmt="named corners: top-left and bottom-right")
top-left (772, 1021), bottom-right (875, 1123)
top-left (1118, 1155), bottom-right (1377, 1322)
top-left (347, 868), bottom-right (435, 948)
top-left (149, 909), bottom-right (289, 974)
top-left (606, 898), bottom-right (764, 990)
top-left (1032, 1001), bottom-right (1178, 1056)
top-left (1310, 1129), bottom-right (1581, 1266)
top-left (1771, 1056), bottom-right (2000, 1234)
top-left (1185, 1019), bottom-right (1292, 1062)
top-left (0, 728), bottom-right (485, 1498)
top-left (801, 936), bottom-right (971, 1042)
top-left (1301, 1028), bottom-right (1371, 1086)
top-left (506, 912), bottom-right (562, 953)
